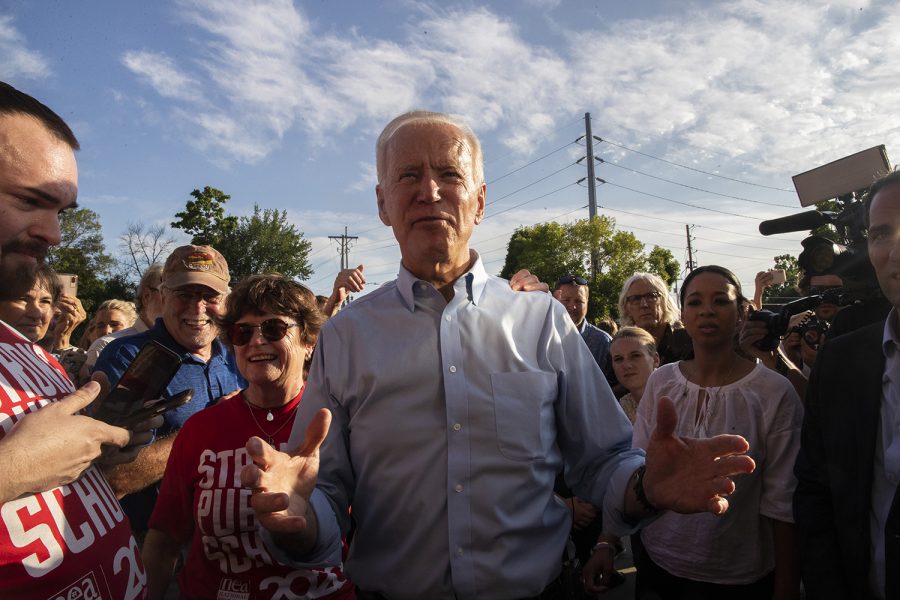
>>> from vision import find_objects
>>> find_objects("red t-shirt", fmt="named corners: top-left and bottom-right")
top-left (150, 390), bottom-right (354, 600)
top-left (0, 321), bottom-right (147, 599)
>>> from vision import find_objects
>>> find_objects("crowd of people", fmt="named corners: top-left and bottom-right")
top-left (1, 80), bottom-right (899, 600)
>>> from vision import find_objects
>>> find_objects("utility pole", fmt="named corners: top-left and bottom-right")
top-left (584, 112), bottom-right (599, 279)
top-left (585, 113), bottom-right (597, 221)
top-left (685, 224), bottom-right (696, 273)
top-left (329, 226), bottom-right (358, 271)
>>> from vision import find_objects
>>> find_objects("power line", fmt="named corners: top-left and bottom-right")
top-left (580, 179), bottom-right (812, 256)
top-left (596, 157), bottom-right (796, 208)
top-left (598, 178), bottom-right (761, 220)
top-left (486, 161), bottom-right (579, 206)
top-left (484, 182), bottom-right (578, 220)
top-left (597, 137), bottom-right (795, 193)
top-left (487, 142), bottom-right (577, 185)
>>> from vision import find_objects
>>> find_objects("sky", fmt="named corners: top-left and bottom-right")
top-left (2, 0), bottom-right (898, 300)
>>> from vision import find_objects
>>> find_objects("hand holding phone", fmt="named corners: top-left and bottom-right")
top-left (770, 269), bottom-right (787, 284)
top-left (93, 340), bottom-right (187, 428)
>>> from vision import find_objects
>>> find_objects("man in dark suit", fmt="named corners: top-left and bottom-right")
top-left (794, 170), bottom-right (900, 599)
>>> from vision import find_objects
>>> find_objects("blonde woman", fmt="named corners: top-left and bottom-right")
top-left (610, 326), bottom-right (659, 424)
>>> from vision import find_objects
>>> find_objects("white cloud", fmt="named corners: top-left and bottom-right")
top-left (121, 50), bottom-right (201, 102)
top-left (0, 15), bottom-right (49, 80)
top-left (120, 0), bottom-right (900, 183)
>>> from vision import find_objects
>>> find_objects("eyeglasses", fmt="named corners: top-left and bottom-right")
top-left (556, 275), bottom-right (588, 287)
top-left (229, 319), bottom-right (298, 346)
top-left (625, 291), bottom-right (662, 306)
top-left (170, 289), bottom-right (223, 305)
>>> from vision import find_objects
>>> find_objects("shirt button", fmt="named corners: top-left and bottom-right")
top-left (453, 423), bottom-right (461, 431)
top-left (454, 484), bottom-right (463, 493)
top-left (456, 547), bottom-right (464, 556)
top-left (445, 315), bottom-right (452, 321)
top-left (449, 365), bottom-right (457, 373)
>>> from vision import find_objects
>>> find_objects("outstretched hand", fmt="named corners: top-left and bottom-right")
top-left (643, 396), bottom-right (755, 515)
top-left (241, 408), bottom-right (332, 536)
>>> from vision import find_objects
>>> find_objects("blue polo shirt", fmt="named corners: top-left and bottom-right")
top-left (94, 318), bottom-right (245, 531)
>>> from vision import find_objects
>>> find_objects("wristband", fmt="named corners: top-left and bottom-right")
top-left (591, 541), bottom-right (615, 556)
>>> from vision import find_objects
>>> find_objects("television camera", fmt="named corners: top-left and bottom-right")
top-left (752, 146), bottom-right (892, 350)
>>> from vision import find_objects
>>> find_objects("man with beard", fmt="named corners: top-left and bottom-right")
top-left (94, 244), bottom-right (245, 543)
top-left (0, 81), bottom-right (151, 598)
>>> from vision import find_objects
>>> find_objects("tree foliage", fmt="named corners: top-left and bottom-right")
top-left (46, 207), bottom-right (116, 311)
top-left (499, 216), bottom-right (681, 322)
top-left (171, 186), bottom-right (238, 247)
top-left (646, 246), bottom-right (680, 287)
top-left (216, 204), bottom-right (313, 281)
top-left (764, 253), bottom-right (802, 301)
top-left (118, 222), bottom-right (177, 283)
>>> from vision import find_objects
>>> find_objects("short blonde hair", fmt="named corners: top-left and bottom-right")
top-left (617, 272), bottom-right (680, 327)
top-left (95, 299), bottom-right (138, 327)
top-left (612, 326), bottom-right (658, 356)
top-left (376, 110), bottom-right (484, 187)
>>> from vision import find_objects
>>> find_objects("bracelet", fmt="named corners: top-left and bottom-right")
top-left (633, 465), bottom-right (660, 514)
top-left (591, 542), bottom-right (615, 556)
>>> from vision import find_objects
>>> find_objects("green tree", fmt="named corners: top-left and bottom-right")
top-left (171, 186), bottom-right (238, 247)
top-left (646, 246), bottom-right (680, 286)
top-left (216, 204), bottom-right (313, 280)
top-left (499, 216), bottom-right (677, 322)
top-left (46, 207), bottom-right (116, 311)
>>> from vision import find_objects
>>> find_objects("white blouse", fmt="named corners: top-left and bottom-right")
top-left (633, 361), bottom-right (803, 584)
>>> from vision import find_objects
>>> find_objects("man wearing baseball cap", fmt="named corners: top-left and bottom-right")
top-left (95, 244), bottom-right (245, 543)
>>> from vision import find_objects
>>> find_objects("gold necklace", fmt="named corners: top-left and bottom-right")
top-left (245, 397), bottom-right (299, 446)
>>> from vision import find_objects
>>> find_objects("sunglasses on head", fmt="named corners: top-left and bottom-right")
top-left (229, 319), bottom-right (298, 346)
top-left (556, 275), bottom-right (588, 287)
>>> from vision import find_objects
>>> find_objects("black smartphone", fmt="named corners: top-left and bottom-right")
top-left (93, 340), bottom-right (184, 427)
top-left (116, 389), bottom-right (193, 429)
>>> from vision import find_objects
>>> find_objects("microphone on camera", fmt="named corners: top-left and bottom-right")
top-left (758, 211), bottom-right (829, 236)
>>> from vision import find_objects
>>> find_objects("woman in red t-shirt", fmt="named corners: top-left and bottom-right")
top-left (143, 274), bottom-right (354, 600)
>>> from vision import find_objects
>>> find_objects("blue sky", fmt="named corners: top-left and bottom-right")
top-left (2, 0), bottom-right (898, 298)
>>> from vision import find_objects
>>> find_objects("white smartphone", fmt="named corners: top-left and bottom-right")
top-left (56, 273), bottom-right (78, 297)
top-left (770, 269), bottom-right (786, 284)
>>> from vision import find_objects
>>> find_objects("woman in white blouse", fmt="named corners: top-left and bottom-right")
top-left (630, 265), bottom-right (802, 599)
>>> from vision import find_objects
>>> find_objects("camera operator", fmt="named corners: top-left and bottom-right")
top-left (738, 317), bottom-right (808, 399)
top-left (794, 170), bottom-right (900, 599)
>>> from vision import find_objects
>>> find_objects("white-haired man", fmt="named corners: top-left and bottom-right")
top-left (243, 111), bottom-right (754, 599)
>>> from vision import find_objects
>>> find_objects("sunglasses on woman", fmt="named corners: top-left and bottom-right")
top-left (229, 319), bottom-right (298, 346)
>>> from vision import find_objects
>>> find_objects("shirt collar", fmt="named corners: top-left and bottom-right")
top-left (396, 251), bottom-right (487, 312)
top-left (883, 308), bottom-right (900, 358)
top-left (577, 319), bottom-right (587, 333)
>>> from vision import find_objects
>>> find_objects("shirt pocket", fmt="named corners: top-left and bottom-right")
top-left (490, 371), bottom-right (557, 461)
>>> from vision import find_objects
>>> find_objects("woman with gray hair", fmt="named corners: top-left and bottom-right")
top-left (618, 272), bottom-right (692, 365)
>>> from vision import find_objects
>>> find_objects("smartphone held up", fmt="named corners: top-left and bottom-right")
top-left (92, 340), bottom-right (191, 428)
